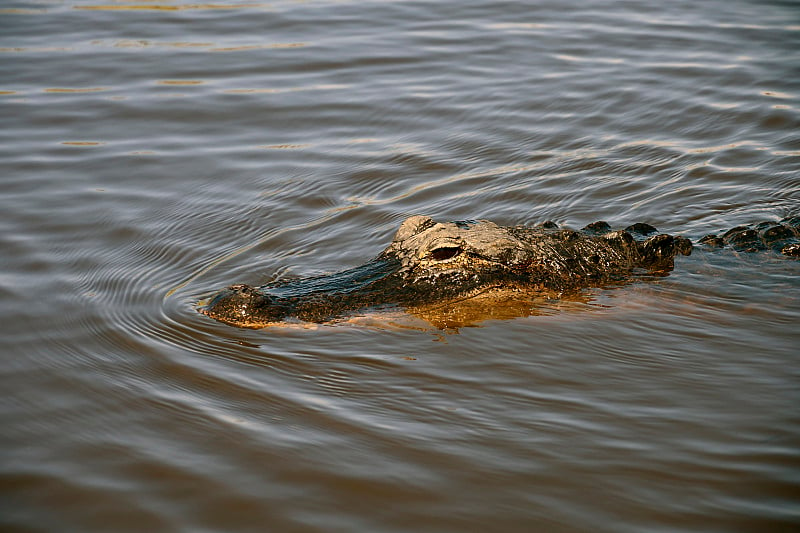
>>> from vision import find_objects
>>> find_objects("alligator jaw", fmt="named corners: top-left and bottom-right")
top-left (199, 283), bottom-right (288, 329)
top-left (200, 257), bottom-right (406, 327)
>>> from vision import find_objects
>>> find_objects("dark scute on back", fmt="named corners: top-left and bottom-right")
top-left (582, 221), bottom-right (612, 234)
top-left (699, 215), bottom-right (800, 255)
top-left (624, 222), bottom-right (659, 236)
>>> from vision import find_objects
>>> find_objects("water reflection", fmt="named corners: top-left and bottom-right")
top-left (406, 287), bottom-right (600, 330)
top-left (73, 3), bottom-right (270, 12)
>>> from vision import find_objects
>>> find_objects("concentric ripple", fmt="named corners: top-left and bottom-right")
top-left (2, 0), bottom-right (800, 531)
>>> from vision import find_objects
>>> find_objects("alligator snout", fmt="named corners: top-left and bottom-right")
top-left (229, 283), bottom-right (256, 296)
top-left (201, 283), bottom-right (286, 328)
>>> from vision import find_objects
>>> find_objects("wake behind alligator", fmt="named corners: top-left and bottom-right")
top-left (200, 215), bottom-right (800, 328)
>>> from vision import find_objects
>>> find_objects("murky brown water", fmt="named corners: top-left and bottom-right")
top-left (2, 1), bottom-right (800, 531)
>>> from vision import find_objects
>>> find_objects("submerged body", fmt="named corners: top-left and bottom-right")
top-left (200, 215), bottom-right (800, 328)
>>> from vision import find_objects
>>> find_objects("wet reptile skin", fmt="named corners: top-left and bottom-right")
top-left (200, 215), bottom-right (799, 328)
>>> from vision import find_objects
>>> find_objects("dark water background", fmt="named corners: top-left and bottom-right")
top-left (2, 1), bottom-right (799, 531)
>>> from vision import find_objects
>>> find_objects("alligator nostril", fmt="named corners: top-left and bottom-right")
top-left (229, 284), bottom-right (252, 295)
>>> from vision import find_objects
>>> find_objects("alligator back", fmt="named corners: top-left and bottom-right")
top-left (699, 215), bottom-right (800, 256)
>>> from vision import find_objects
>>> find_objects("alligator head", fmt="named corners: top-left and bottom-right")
top-left (200, 215), bottom-right (693, 328)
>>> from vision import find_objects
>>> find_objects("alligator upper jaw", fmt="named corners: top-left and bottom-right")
top-left (198, 283), bottom-right (287, 328)
top-left (199, 257), bottom-right (407, 327)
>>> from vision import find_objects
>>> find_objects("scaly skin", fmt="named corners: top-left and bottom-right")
top-left (698, 216), bottom-right (800, 256)
top-left (200, 215), bottom-right (695, 328)
top-left (200, 214), bottom-right (800, 328)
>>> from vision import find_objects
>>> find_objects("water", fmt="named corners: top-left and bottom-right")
top-left (2, 0), bottom-right (799, 531)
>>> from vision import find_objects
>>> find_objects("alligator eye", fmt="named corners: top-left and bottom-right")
top-left (429, 246), bottom-right (462, 261)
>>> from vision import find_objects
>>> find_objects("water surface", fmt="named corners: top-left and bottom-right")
top-left (2, 1), bottom-right (799, 531)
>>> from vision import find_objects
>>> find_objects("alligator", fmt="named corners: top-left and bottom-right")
top-left (199, 215), bottom-right (800, 328)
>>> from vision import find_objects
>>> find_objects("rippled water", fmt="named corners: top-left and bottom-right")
top-left (2, 1), bottom-right (799, 531)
